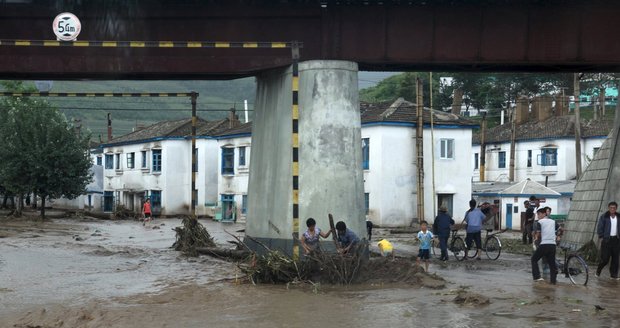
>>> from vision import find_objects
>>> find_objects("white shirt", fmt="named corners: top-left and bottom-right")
top-left (537, 217), bottom-right (557, 245)
top-left (611, 215), bottom-right (617, 237)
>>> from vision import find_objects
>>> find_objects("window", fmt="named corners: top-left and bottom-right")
top-left (239, 146), bottom-right (246, 166)
top-left (96, 156), bottom-right (102, 166)
top-left (527, 150), bottom-right (532, 168)
top-left (115, 153), bottom-right (121, 170)
top-left (362, 138), bottom-right (369, 170)
top-left (105, 154), bottom-right (113, 169)
top-left (539, 148), bottom-right (557, 166)
top-left (141, 150), bottom-right (147, 168)
top-left (498, 151), bottom-right (506, 168)
top-left (474, 153), bottom-right (479, 169)
top-left (152, 149), bottom-right (162, 172)
top-left (440, 139), bottom-right (454, 159)
top-left (364, 193), bottom-right (370, 215)
top-left (594, 147), bottom-right (600, 157)
top-left (242, 195), bottom-right (248, 214)
top-left (127, 152), bottom-right (135, 169)
top-left (222, 147), bottom-right (234, 175)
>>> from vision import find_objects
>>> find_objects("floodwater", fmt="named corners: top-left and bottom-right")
top-left (2, 218), bottom-right (620, 328)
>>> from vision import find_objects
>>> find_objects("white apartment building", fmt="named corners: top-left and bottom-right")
top-left (99, 117), bottom-right (237, 216)
top-left (472, 115), bottom-right (611, 183)
top-left (361, 98), bottom-right (478, 226)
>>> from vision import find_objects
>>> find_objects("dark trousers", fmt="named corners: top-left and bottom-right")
top-left (522, 223), bottom-right (532, 244)
top-left (438, 235), bottom-right (449, 260)
top-left (531, 244), bottom-right (558, 284)
top-left (465, 231), bottom-right (482, 250)
top-left (597, 237), bottom-right (620, 278)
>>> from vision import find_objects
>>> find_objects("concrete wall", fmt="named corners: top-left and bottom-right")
top-left (196, 138), bottom-right (219, 209)
top-left (246, 60), bottom-right (364, 253)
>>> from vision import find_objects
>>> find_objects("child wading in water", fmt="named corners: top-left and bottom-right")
top-left (417, 221), bottom-right (433, 272)
top-left (142, 198), bottom-right (152, 226)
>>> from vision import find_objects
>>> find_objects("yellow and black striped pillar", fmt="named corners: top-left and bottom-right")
top-left (291, 43), bottom-right (300, 260)
top-left (191, 92), bottom-right (198, 218)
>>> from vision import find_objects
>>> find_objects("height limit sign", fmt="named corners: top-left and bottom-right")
top-left (53, 12), bottom-right (81, 41)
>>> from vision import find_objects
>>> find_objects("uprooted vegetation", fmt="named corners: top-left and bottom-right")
top-left (171, 218), bottom-right (445, 287)
top-left (172, 216), bottom-right (216, 256)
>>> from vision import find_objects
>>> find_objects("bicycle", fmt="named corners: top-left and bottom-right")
top-left (464, 229), bottom-right (504, 260)
top-left (555, 246), bottom-right (589, 285)
top-left (431, 229), bottom-right (466, 261)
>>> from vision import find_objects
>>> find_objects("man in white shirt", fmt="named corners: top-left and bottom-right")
top-left (531, 208), bottom-right (558, 284)
top-left (596, 201), bottom-right (620, 279)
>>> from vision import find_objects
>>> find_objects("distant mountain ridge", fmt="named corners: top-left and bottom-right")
top-left (18, 79), bottom-right (257, 139)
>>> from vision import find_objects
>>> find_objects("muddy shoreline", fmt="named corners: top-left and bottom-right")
top-left (2, 217), bottom-right (619, 328)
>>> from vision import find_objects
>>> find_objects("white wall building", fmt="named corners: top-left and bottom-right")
top-left (214, 123), bottom-right (252, 222)
top-left (472, 115), bottom-right (611, 183)
top-left (99, 117), bottom-right (236, 217)
top-left (361, 98), bottom-right (478, 227)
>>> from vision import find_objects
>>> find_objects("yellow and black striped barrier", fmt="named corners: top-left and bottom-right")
top-left (0, 40), bottom-right (301, 49)
top-left (0, 92), bottom-right (196, 97)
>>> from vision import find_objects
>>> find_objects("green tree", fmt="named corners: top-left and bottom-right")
top-left (360, 72), bottom-right (442, 108)
top-left (0, 82), bottom-right (93, 218)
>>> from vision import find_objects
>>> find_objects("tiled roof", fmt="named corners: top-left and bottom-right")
top-left (212, 122), bottom-right (252, 138)
top-left (104, 117), bottom-right (235, 145)
top-left (473, 180), bottom-right (576, 196)
top-left (473, 115), bottom-right (612, 144)
top-left (361, 98), bottom-right (478, 127)
top-left (500, 179), bottom-right (561, 196)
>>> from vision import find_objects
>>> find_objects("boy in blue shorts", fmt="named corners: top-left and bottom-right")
top-left (417, 221), bottom-right (433, 272)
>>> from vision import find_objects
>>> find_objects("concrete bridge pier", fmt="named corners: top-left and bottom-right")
top-left (245, 60), bottom-right (365, 256)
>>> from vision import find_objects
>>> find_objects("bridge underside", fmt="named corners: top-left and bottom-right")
top-left (1, 1), bottom-right (620, 79)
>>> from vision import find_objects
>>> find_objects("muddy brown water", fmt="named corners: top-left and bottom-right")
top-left (2, 218), bottom-right (620, 328)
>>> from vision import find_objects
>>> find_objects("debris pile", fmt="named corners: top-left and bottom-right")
top-left (172, 216), bottom-right (216, 256)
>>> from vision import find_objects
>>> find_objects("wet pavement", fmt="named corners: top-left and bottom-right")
top-left (2, 217), bottom-right (620, 328)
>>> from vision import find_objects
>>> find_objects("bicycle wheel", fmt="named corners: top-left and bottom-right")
top-left (485, 236), bottom-right (502, 260)
top-left (465, 237), bottom-right (478, 259)
top-left (566, 255), bottom-right (589, 286)
top-left (451, 237), bottom-right (466, 261)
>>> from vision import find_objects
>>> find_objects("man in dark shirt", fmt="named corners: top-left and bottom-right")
top-left (523, 200), bottom-right (535, 244)
top-left (433, 205), bottom-right (455, 261)
top-left (336, 221), bottom-right (360, 254)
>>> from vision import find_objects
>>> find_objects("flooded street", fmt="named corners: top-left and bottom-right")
top-left (2, 218), bottom-right (620, 328)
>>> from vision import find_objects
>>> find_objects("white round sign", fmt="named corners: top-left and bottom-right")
top-left (53, 12), bottom-right (81, 41)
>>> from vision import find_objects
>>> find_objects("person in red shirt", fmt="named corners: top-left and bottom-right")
top-left (142, 198), bottom-right (152, 225)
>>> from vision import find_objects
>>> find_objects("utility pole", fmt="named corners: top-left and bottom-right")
top-left (430, 72), bottom-right (436, 219)
top-left (574, 73), bottom-right (583, 180)
top-left (416, 78), bottom-right (425, 224)
top-left (479, 112), bottom-right (487, 182)
top-left (509, 99), bottom-right (519, 182)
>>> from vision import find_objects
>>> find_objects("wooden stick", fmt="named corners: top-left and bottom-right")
top-left (328, 213), bottom-right (340, 250)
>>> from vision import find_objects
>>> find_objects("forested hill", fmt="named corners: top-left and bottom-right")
top-left (6, 79), bottom-right (257, 140)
